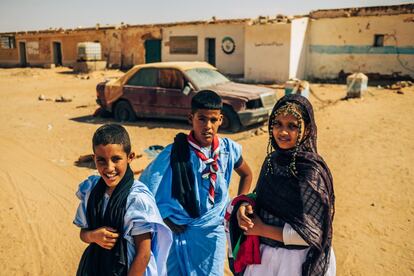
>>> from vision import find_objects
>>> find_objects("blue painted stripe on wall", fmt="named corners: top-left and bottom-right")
top-left (310, 45), bottom-right (414, 55)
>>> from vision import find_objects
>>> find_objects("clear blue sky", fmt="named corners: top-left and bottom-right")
top-left (0, 0), bottom-right (412, 32)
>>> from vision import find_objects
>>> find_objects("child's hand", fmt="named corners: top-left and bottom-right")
top-left (243, 215), bottom-right (264, 236)
top-left (237, 203), bottom-right (254, 231)
top-left (89, 227), bottom-right (119, 250)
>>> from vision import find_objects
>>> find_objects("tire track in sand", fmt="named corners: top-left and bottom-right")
top-left (5, 172), bottom-right (43, 275)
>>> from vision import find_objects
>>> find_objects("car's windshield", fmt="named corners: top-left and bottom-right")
top-left (185, 68), bottom-right (230, 89)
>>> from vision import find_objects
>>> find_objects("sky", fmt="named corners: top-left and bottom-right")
top-left (0, 0), bottom-right (412, 33)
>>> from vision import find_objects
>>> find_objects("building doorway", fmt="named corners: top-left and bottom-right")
top-left (145, 39), bottom-right (161, 63)
top-left (19, 42), bottom-right (27, 67)
top-left (205, 38), bottom-right (216, 66)
top-left (53, 42), bottom-right (63, 66)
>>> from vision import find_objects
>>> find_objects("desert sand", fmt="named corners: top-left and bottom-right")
top-left (0, 67), bottom-right (412, 275)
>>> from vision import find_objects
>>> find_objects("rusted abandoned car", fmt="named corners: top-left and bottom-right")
top-left (96, 61), bottom-right (276, 132)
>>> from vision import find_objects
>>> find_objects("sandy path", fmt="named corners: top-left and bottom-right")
top-left (0, 67), bottom-right (412, 275)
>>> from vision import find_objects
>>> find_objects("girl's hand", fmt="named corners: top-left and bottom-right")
top-left (89, 226), bottom-right (119, 250)
top-left (243, 216), bottom-right (284, 242)
top-left (237, 203), bottom-right (254, 231)
top-left (244, 215), bottom-right (265, 236)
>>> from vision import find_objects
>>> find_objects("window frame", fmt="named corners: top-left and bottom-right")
top-left (0, 35), bottom-right (16, 49)
top-left (169, 36), bottom-right (198, 55)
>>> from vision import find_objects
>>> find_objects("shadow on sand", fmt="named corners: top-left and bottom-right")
top-left (70, 114), bottom-right (193, 131)
top-left (69, 111), bottom-right (265, 134)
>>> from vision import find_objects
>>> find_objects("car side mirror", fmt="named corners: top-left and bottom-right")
top-left (182, 82), bottom-right (194, 95)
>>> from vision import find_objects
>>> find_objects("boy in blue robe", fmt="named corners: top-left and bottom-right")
top-left (74, 124), bottom-right (172, 275)
top-left (139, 90), bottom-right (253, 275)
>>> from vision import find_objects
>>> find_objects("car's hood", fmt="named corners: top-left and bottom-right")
top-left (207, 81), bottom-right (275, 101)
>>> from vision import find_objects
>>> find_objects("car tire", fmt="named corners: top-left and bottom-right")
top-left (114, 101), bottom-right (136, 122)
top-left (221, 105), bottom-right (242, 133)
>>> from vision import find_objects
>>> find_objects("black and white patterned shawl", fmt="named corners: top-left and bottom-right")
top-left (255, 94), bottom-right (335, 276)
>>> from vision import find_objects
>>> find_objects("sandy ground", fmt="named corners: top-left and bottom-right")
top-left (0, 67), bottom-right (413, 275)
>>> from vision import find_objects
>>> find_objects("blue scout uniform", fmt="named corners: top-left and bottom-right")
top-left (139, 137), bottom-right (242, 276)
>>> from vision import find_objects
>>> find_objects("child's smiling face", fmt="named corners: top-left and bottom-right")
top-left (93, 144), bottom-right (134, 194)
top-left (189, 109), bottom-right (223, 147)
top-left (272, 114), bottom-right (305, 150)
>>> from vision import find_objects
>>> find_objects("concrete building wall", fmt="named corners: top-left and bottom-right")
top-left (99, 29), bottom-right (123, 68)
top-left (0, 26), bottom-right (161, 69)
top-left (1, 29), bottom-right (113, 68)
top-left (14, 35), bottom-right (66, 67)
top-left (162, 23), bottom-right (245, 76)
top-left (244, 23), bottom-right (291, 83)
top-left (120, 26), bottom-right (162, 68)
top-left (0, 46), bottom-right (20, 67)
top-left (307, 14), bottom-right (414, 79)
top-left (290, 17), bottom-right (309, 79)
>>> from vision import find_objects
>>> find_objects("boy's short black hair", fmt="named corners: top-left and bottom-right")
top-left (191, 90), bottom-right (222, 113)
top-left (92, 124), bottom-right (131, 154)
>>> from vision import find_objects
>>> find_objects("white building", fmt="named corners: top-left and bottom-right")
top-left (1, 4), bottom-right (413, 82)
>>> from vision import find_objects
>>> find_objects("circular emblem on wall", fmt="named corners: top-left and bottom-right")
top-left (221, 36), bottom-right (235, 55)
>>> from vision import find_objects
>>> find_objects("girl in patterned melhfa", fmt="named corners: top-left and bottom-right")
top-left (232, 94), bottom-right (336, 276)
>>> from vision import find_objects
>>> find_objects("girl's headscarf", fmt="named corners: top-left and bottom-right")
top-left (256, 94), bottom-right (335, 276)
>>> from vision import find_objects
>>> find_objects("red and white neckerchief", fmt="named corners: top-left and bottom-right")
top-left (187, 131), bottom-right (220, 205)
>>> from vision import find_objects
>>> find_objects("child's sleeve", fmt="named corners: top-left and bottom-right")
top-left (123, 187), bottom-right (158, 244)
top-left (124, 182), bottom-right (173, 275)
top-left (130, 222), bottom-right (154, 236)
top-left (73, 175), bottom-right (100, 229)
top-left (283, 223), bottom-right (309, 246)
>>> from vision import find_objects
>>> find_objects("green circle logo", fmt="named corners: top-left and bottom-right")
top-left (221, 36), bottom-right (235, 55)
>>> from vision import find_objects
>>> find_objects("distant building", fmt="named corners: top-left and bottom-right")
top-left (307, 4), bottom-right (414, 80)
top-left (0, 24), bottom-right (162, 69)
top-left (161, 19), bottom-right (247, 77)
top-left (244, 16), bottom-right (309, 82)
top-left (0, 3), bottom-right (413, 81)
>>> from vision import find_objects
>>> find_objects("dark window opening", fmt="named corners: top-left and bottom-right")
top-left (373, 34), bottom-right (384, 47)
top-left (1, 36), bottom-right (16, 49)
top-left (170, 36), bottom-right (197, 54)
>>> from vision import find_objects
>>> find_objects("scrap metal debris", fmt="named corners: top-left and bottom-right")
top-left (77, 74), bottom-right (90, 80)
top-left (38, 94), bottom-right (52, 101)
top-left (386, 81), bottom-right (413, 90)
top-left (55, 96), bottom-right (72, 102)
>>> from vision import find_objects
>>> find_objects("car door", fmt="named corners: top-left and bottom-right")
top-left (123, 67), bottom-right (158, 117)
top-left (155, 68), bottom-right (192, 119)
